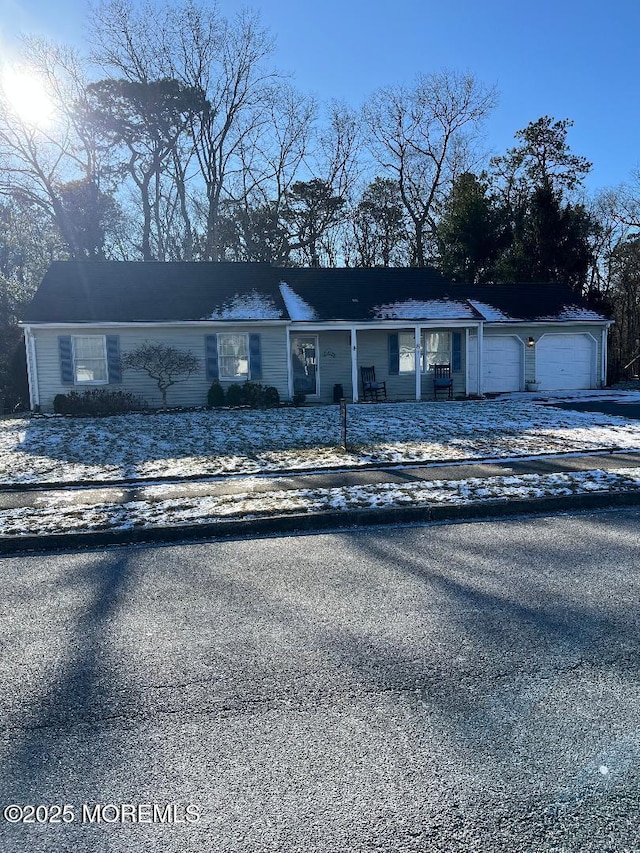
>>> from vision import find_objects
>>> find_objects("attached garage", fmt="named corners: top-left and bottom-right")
top-left (536, 334), bottom-right (595, 390)
top-left (483, 336), bottom-right (523, 392)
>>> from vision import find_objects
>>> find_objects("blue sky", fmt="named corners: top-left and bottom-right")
top-left (2, 0), bottom-right (639, 193)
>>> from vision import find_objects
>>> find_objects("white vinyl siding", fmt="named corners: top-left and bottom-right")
top-left (26, 321), bottom-right (608, 411)
top-left (72, 335), bottom-right (108, 383)
top-left (30, 325), bottom-right (290, 411)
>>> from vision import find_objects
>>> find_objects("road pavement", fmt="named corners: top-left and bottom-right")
top-left (1, 507), bottom-right (640, 851)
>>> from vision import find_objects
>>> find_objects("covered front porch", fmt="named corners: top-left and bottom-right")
top-left (287, 322), bottom-right (484, 403)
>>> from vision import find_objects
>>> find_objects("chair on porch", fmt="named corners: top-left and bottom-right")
top-left (361, 366), bottom-right (387, 401)
top-left (433, 363), bottom-right (453, 400)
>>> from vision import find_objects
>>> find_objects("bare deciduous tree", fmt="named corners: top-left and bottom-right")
top-left (363, 69), bottom-right (497, 266)
top-left (121, 342), bottom-right (199, 405)
top-left (0, 39), bottom-right (97, 250)
top-left (90, 0), bottom-right (279, 261)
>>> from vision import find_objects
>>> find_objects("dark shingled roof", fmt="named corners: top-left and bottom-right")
top-left (277, 266), bottom-right (472, 320)
top-left (23, 262), bottom-right (288, 323)
top-left (22, 261), bottom-right (610, 324)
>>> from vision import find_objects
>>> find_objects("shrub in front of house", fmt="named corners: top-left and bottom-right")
top-left (239, 381), bottom-right (263, 408)
top-left (53, 389), bottom-right (148, 416)
top-left (262, 386), bottom-right (280, 409)
top-left (292, 391), bottom-right (306, 407)
top-left (225, 383), bottom-right (244, 407)
top-left (217, 382), bottom-right (281, 409)
top-left (207, 381), bottom-right (225, 408)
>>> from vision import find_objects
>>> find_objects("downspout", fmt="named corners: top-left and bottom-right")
top-left (601, 327), bottom-right (608, 388)
top-left (285, 325), bottom-right (293, 401)
top-left (465, 328), bottom-right (470, 395)
top-left (477, 323), bottom-right (484, 396)
top-left (414, 326), bottom-right (421, 401)
top-left (350, 328), bottom-right (358, 402)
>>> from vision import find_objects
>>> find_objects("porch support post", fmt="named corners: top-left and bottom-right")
top-left (477, 323), bottom-right (484, 396)
top-left (465, 328), bottom-right (470, 396)
top-left (414, 325), bottom-right (421, 401)
top-left (350, 327), bottom-right (359, 402)
top-left (601, 327), bottom-right (608, 388)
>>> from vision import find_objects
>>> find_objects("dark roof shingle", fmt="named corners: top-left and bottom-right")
top-left (22, 261), bottom-right (610, 324)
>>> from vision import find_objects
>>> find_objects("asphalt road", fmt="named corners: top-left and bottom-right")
top-left (1, 509), bottom-right (640, 852)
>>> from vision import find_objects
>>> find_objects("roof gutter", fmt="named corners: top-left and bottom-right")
top-left (481, 319), bottom-right (612, 327)
top-left (289, 320), bottom-right (483, 331)
top-left (17, 320), bottom-right (291, 330)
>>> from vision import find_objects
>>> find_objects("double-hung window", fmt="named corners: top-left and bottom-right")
top-left (397, 331), bottom-right (455, 373)
top-left (72, 335), bottom-right (108, 383)
top-left (218, 333), bottom-right (249, 380)
top-left (423, 331), bottom-right (452, 371)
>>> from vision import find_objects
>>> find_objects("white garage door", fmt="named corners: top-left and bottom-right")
top-left (483, 337), bottom-right (522, 392)
top-left (537, 334), bottom-right (594, 390)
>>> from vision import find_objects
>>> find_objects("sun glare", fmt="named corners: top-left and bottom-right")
top-left (1, 66), bottom-right (54, 127)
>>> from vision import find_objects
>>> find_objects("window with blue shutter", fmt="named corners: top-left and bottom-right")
top-left (388, 333), bottom-right (400, 375)
top-left (106, 335), bottom-right (122, 383)
top-left (249, 333), bottom-right (262, 380)
top-left (205, 334), bottom-right (219, 380)
top-left (452, 331), bottom-right (462, 372)
top-left (58, 336), bottom-right (74, 385)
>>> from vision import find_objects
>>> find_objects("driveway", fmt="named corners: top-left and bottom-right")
top-left (2, 508), bottom-right (640, 852)
top-left (548, 400), bottom-right (640, 420)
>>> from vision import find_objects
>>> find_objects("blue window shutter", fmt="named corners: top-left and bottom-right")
top-left (249, 333), bottom-right (262, 380)
top-left (388, 333), bottom-right (399, 375)
top-left (452, 332), bottom-right (462, 372)
top-left (106, 335), bottom-right (122, 383)
top-left (205, 334), bottom-right (219, 380)
top-left (58, 336), bottom-right (74, 385)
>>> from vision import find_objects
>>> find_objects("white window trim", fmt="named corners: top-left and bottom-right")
top-left (217, 332), bottom-right (250, 381)
top-left (399, 331), bottom-right (454, 375)
top-left (72, 334), bottom-right (108, 385)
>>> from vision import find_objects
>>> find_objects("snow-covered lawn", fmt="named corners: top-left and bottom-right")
top-left (2, 399), bottom-right (640, 486)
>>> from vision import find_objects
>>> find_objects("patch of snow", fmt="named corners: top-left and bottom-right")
top-left (541, 305), bottom-right (607, 322)
top-left (372, 299), bottom-right (477, 320)
top-left (279, 282), bottom-right (318, 321)
top-left (206, 290), bottom-right (283, 320)
top-left (467, 300), bottom-right (517, 322)
top-left (2, 399), bottom-right (640, 489)
top-left (2, 466), bottom-right (639, 538)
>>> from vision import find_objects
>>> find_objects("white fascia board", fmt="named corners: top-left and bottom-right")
top-left (289, 320), bottom-right (483, 331)
top-left (482, 320), bottom-right (611, 328)
top-left (18, 320), bottom-right (290, 330)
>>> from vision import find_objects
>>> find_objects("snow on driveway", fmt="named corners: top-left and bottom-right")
top-left (2, 399), bottom-right (640, 486)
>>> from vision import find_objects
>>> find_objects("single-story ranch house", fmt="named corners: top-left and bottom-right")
top-left (20, 262), bottom-right (612, 411)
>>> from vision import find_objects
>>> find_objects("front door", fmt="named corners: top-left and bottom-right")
top-left (291, 335), bottom-right (319, 396)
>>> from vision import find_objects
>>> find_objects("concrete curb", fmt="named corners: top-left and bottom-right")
top-left (2, 488), bottom-right (640, 556)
